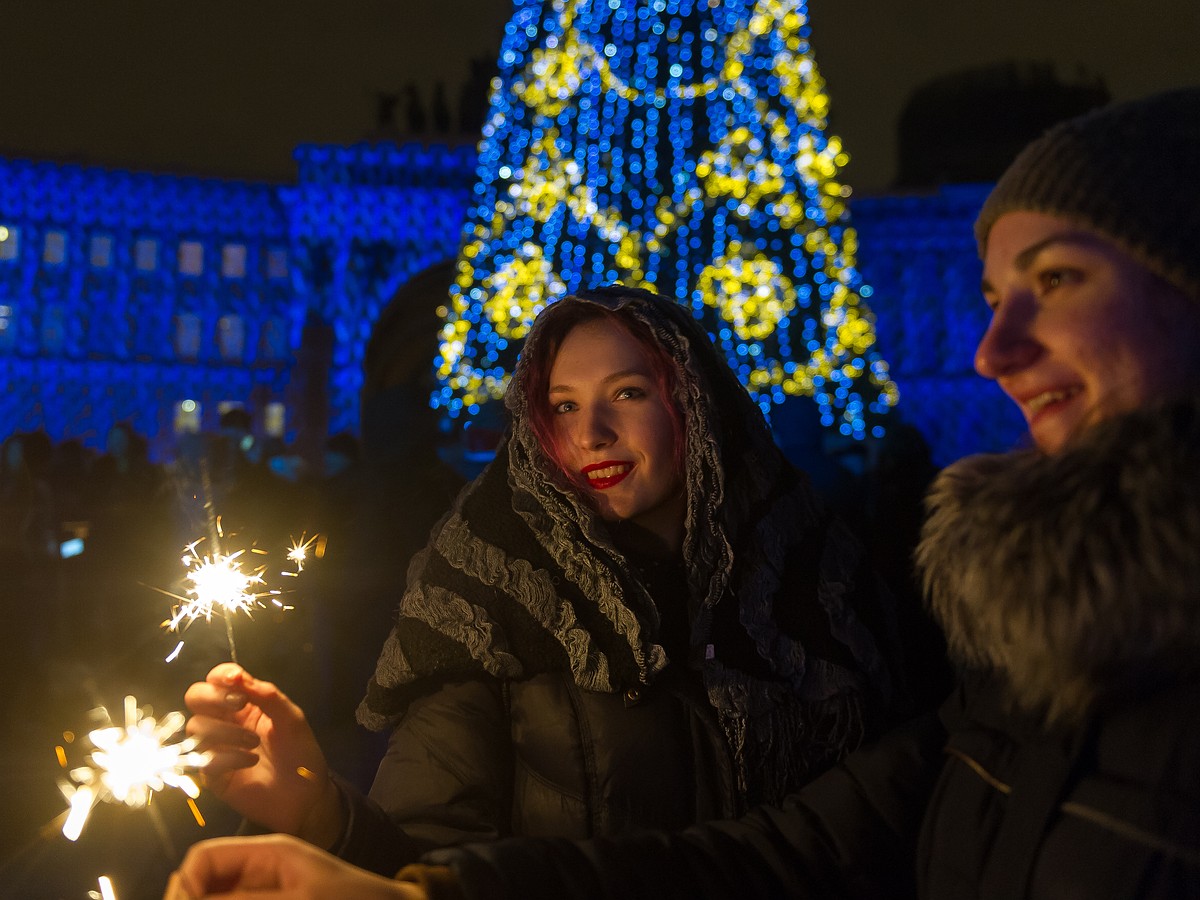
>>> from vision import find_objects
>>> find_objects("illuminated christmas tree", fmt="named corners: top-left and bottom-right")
top-left (433, 0), bottom-right (898, 438)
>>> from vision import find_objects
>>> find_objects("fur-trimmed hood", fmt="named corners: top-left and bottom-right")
top-left (917, 395), bottom-right (1200, 725)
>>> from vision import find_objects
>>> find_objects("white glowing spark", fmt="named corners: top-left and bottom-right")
top-left (165, 541), bottom-right (267, 631)
top-left (284, 532), bottom-right (321, 575)
top-left (59, 696), bottom-right (209, 842)
top-left (155, 532), bottom-right (308, 661)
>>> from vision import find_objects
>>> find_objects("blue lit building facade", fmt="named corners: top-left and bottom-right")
top-left (0, 145), bottom-right (1021, 467)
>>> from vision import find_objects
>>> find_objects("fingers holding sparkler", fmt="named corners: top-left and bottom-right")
top-left (182, 664), bottom-right (344, 848)
top-left (165, 834), bottom-right (425, 899)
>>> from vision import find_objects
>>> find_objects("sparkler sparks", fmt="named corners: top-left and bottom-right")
top-left (154, 531), bottom-right (317, 661)
top-left (58, 696), bottom-right (209, 842)
top-left (283, 532), bottom-right (322, 576)
top-left (164, 541), bottom-right (271, 632)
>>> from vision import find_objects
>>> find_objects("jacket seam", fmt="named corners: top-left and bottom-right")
top-left (563, 677), bottom-right (602, 834)
top-left (945, 746), bottom-right (1011, 794)
top-left (1059, 801), bottom-right (1200, 867)
top-left (945, 746), bottom-right (1200, 866)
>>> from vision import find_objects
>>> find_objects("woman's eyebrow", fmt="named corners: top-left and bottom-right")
top-left (981, 230), bottom-right (1107, 294)
top-left (1012, 230), bottom-right (1106, 270)
top-left (548, 368), bottom-right (650, 394)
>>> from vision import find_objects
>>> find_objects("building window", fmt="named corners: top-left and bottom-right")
top-left (0, 225), bottom-right (18, 261)
top-left (266, 248), bottom-right (289, 280)
top-left (89, 234), bottom-right (114, 268)
top-left (0, 304), bottom-right (15, 351)
top-left (264, 401), bottom-right (286, 438)
top-left (216, 314), bottom-right (245, 361)
top-left (174, 399), bottom-right (202, 434)
top-left (174, 312), bottom-right (202, 360)
top-left (221, 243), bottom-right (247, 279)
top-left (178, 240), bottom-right (204, 276)
top-left (43, 230), bottom-right (68, 266)
top-left (134, 237), bottom-right (159, 272)
top-left (41, 304), bottom-right (66, 353)
top-left (259, 316), bottom-right (289, 362)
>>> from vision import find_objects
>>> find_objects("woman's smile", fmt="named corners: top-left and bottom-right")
top-left (582, 460), bottom-right (634, 489)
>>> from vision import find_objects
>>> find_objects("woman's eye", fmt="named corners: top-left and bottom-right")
top-left (552, 400), bottom-right (576, 414)
top-left (1037, 268), bottom-right (1078, 292)
top-left (615, 386), bottom-right (645, 401)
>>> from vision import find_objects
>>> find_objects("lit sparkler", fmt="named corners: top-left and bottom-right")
top-left (165, 540), bottom-right (270, 631)
top-left (154, 529), bottom-right (316, 661)
top-left (156, 538), bottom-right (279, 662)
top-left (58, 696), bottom-right (209, 843)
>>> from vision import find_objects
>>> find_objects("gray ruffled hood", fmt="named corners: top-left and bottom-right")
top-left (917, 396), bottom-right (1200, 725)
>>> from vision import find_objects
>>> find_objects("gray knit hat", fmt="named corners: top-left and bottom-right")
top-left (975, 86), bottom-right (1200, 301)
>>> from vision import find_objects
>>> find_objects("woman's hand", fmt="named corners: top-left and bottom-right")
top-left (164, 834), bottom-right (426, 899)
top-left (184, 663), bottom-right (342, 847)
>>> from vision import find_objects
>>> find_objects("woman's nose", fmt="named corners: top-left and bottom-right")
top-left (974, 297), bottom-right (1040, 381)
top-left (576, 406), bottom-right (617, 450)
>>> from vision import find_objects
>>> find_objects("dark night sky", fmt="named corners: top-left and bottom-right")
top-left (0, 0), bottom-right (1196, 191)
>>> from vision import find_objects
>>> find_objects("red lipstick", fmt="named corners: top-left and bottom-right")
top-left (581, 460), bottom-right (633, 490)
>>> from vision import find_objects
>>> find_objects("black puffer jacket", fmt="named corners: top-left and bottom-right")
top-left (426, 673), bottom-right (1200, 899)
top-left (920, 672), bottom-right (1200, 898)
top-left (424, 396), bottom-right (1200, 899)
top-left (336, 666), bottom-right (741, 875)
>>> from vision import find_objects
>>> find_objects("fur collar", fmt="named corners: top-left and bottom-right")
top-left (917, 395), bottom-right (1200, 725)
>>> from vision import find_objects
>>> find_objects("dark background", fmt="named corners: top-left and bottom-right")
top-left (0, 0), bottom-right (1197, 191)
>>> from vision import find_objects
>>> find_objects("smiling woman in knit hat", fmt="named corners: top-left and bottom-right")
top-left (166, 87), bottom-right (1200, 900)
top-left (973, 86), bottom-right (1200, 453)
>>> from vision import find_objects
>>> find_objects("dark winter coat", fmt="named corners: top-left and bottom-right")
top-left (423, 395), bottom-right (1200, 899)
top-left (335, 667), bottom-right (745, 876)
top-left (331, 288), bottom-right (901, 877)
